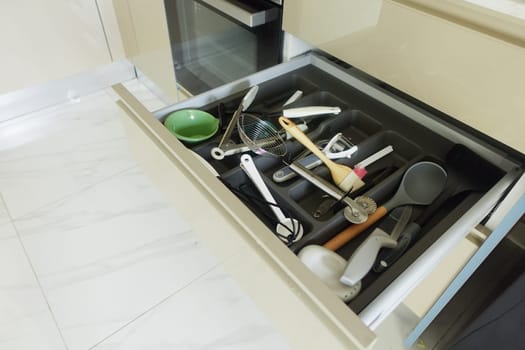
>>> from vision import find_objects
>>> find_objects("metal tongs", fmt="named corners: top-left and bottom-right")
top-left (289, 162), bottom-right (373, 224)
top-left (211, 86), bottom-right (259, 160)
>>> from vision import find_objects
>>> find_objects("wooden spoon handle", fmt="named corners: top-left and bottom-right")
top-left (279, 117), bottom-right (332, 165)
top-left (323, 206), bottom-right (388, 251)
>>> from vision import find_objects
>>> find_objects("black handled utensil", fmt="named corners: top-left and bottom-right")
top-left (373, 144), bottom-right (503, 273)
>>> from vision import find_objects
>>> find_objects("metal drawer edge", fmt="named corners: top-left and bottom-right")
top-left (359, 168), bottom-right (520, 329)
top-left (202, 0), bottom-right (279, 27)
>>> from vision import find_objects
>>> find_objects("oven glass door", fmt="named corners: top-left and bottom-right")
top-left (165, 0), bottom-right (282, 96)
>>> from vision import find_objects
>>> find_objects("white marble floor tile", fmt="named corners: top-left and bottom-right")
top-left (0, 196), bottom-right (10, 229)
top-left (92, 265), bottom-right (290, 350)
top-left (0, 91), bottom-right (137, 219)
top-left (0, 222), bottom-right (66, 350)
top-left (14, 167), bottom-right (218, 350)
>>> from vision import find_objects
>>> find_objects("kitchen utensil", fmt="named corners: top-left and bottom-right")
top-left (211, 85), bottom-right (259, 160)
top-left (373, 144), bottom-right (502, 273)
top-left (164, 109), bottom-right (220, 144)
top-left (289, 161), bottom-right (373, 223)
top-left (323, 161), bottom-right (447, 251)
top-left (273, 133), bottom-right (357, 183)
top-left (211, 122), bottom-right (306, 159)
top-left (240, 102), bottom-right (341, 119)
top-left (282, 90), bottom-right (303, 106)
top-left (339, 206), bottom-right (413, 286)
top-left (298, 245), bottom-right (361, 302)
top-left (240, 154), bottom-right (303, 243)
top-left (282, 106), bottom-right (342, 118)
top-left (313, 195), bottom-right (338, 218)
top-left (242, 107), bottom-right (342, 119)
top-left (323, 133), bottom-right (358, 159)
top-left (279, 117), bottom-right (365, 192)
top-left (238, 113), bottom-right (288, 157)
top-left (352, 145), bottom-right (394, 179)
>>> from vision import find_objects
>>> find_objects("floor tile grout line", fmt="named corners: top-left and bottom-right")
top-left (88, 262), bottom-right (224, 350)
top-left (0, 192), bottom-right (71, 350)
top-left (10, 164), bottom-right (139, 222)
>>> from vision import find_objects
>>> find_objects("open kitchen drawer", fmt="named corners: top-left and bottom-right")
top-left (112, 53), bottom-right (523, 349)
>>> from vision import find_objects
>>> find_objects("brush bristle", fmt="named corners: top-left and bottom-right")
top-left (338, 171), bottom-right (365, 192)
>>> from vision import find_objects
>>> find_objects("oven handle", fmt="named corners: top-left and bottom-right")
top-left (201, 0), bottom-right (279, 27)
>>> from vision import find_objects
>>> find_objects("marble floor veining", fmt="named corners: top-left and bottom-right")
top-left (0, 82), bottom-right (291, 350)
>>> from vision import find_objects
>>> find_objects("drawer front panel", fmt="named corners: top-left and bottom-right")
top-left (114, 85), bottom-right (376, 350)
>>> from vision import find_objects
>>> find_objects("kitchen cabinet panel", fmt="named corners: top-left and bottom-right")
top-left (283, 0), bottom-right (525, 153)
top-left (97, 0), bottom-right (127, 61)
top-left (0, 0), bottom-right (112, 94)
top-left (112, 0), bottom-right (178, 102)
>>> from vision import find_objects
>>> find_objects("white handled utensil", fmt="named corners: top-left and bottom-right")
top-left (240, 154), bottom-right (303, 243)
top-left (282, 106), bottom-right (341, 119)
top-left (282, 90), bottom-right (303, 106)
top-left (339, 228), bottom-right (398, 286)
top-left (298, 245), bottom-right (361, 302)
top-left (353, 145), bottom-right (394, 178)
top-left (279, 117), bottom-right (365, 192)
top-left (273, 133), bottom-right (357, 183)
top-left (339, 205), bottom-right (413, 286)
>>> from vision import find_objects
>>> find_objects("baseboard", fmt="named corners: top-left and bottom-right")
top-left (0, 60), bottom-right (135, 123)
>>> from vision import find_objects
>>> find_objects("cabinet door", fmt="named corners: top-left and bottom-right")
top-left (283, 0), bottom-right (525, 153)
top-left (113, 0), bottom-right (179, 102)
top-left (0, 0), bottom-right (112, 94)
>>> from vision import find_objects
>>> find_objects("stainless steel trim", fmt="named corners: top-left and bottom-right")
top-left (202, 0), bottom-right (279, 27)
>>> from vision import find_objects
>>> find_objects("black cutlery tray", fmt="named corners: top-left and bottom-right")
top-left (161, 64), bottom-right (504, 313)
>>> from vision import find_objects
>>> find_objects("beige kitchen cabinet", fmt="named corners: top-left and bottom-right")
top-left (112, 1), bottom-right (525, 349)
top-left (0, 0), bottom-right (113, 94)
top-left (283, 0), bottom-right (525, 153)
top-left (112, 0), bottom-right (178, 102)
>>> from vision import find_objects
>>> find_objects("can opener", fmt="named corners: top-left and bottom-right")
top-left (339, 206), bottom-right (413, 286)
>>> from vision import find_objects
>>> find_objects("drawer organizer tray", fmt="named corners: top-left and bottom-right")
top-left (159, 63), bottom-right (512, 314)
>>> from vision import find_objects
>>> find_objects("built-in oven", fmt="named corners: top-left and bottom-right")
top-left (164, 0), bottom-right (283, 96)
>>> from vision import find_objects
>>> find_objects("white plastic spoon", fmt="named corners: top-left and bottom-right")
top-left (298, 245), bottom-right (361, 302)
top-left (240, 154), bottom-right (303, 243)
